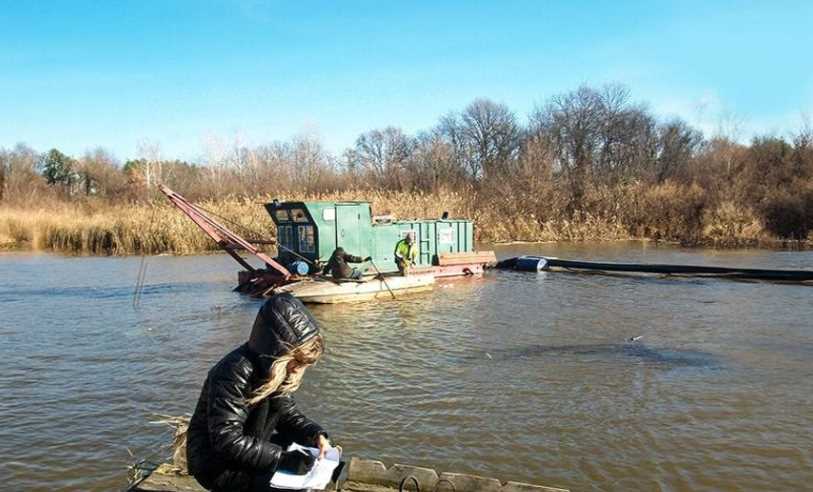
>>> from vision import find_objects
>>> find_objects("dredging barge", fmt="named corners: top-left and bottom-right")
top-left (159, 186), bottom-right (496, 303)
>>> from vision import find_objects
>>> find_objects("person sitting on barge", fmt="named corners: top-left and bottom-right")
top-left (324, 247), bottom-right (371, 280)
top-left (186, 293), bottom-right (330, 492)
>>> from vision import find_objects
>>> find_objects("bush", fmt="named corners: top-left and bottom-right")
top-left (626, 181), bottom-right (708, 241)
top-left (758, 185), bottom-right (813, 239)
top-left (702, 200), bottom-right (762, 243)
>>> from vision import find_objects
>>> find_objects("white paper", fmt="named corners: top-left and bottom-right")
top-left (269, 443), bottom-right (342, 490)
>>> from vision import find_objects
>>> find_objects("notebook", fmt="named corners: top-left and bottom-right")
top-left (269, 443), bottom-right (342, 490)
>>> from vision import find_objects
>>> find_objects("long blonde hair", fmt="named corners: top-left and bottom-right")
top-left (247, 335), bottom-right (324, 406)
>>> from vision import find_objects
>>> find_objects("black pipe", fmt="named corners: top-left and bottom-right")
top-left (499, 256), bottom-right (813, 282)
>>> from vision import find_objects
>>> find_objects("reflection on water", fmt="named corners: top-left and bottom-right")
top-left (1, 243), bottom-right (812, 491)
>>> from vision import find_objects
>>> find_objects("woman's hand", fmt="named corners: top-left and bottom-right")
top-left (317, 434), bottom-right (330, 459)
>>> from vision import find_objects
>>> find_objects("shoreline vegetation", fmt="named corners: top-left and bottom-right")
top-left (1, 188), bottom-right (809, 255)
top-left (2, 84), bottom-right (811, 255)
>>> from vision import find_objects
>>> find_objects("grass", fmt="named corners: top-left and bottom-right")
top-left (0, 190), bottom-right (482, 255)
top-left (0, 198), bottom-right (272, 255)
top-left (0, 187), bottom-right (807, 255)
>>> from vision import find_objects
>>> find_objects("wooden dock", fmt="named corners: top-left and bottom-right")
top-left (130, 457), bottom-right (568, 492)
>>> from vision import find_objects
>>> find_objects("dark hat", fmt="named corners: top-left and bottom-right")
top-left (247, 293), bottom-right (320, 358)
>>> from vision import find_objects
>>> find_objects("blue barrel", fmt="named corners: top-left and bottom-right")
top-left (514, 256), bottom-right (548, 272)
top-left (290, 260), bottom-right (310, 276)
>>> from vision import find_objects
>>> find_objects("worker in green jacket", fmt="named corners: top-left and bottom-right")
top-left (394, 232), bottom-right (418, 275)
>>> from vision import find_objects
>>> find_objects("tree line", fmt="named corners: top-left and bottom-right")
top-left (2, 83), bottom-right (812, 240)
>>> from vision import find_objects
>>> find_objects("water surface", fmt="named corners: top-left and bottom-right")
top-left (1, 242), bottom-right (811, 491)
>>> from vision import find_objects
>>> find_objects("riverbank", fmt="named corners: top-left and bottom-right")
top-left (1, 189), bottom-right (808, 255)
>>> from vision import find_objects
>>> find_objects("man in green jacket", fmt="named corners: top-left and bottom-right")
top-left (394, 232), bottom-right (418, 275)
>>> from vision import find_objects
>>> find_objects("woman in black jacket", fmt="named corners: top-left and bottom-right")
top-left (186, 293), bottom-right (329, 491)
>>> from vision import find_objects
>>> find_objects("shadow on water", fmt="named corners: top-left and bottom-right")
top-left (472, 342), bottom-right (721, 369)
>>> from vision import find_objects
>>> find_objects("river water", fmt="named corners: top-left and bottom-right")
top-left (1, 242), bottom-right (811, 491)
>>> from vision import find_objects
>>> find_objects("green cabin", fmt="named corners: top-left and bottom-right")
top-left (265, 200), bottom-right (474, 274)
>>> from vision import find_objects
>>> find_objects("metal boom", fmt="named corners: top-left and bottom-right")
top-left (158, 185), bottom-right (290, 279)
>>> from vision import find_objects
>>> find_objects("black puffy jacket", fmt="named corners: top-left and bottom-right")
top-left (324, 248), bottom-right (364, 279)
top-left (186, 294), bottom-right (325, 491)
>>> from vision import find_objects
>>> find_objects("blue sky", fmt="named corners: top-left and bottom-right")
top-left (2, 0), bottom-right (812, 161)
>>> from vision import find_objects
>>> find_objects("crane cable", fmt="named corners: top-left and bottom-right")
top-left (132, 201), bottom-right (158, 309)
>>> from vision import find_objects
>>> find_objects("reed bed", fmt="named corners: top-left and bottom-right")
top-left (0, 197), bottom-right (272, 255)
top-left (0, 188), bottom-right (801, 255)
top-left (0, 191), bottom-right (480, 255)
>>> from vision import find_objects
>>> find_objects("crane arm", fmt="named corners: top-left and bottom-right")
top-left (158, 184), bottom-right (291, 279)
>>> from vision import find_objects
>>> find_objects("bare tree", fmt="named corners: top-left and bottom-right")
top-left (136, 139), bottom-right (163, 189)
top-left (406, 130), bottom-right (466, 191)
top-left (253, 142), bottom-right (298, 192)
top-left (290, 135), bottom-right (338, 192)
top-left (529, 84), bottom-right (668, 207)
top-left (594, 85), bottom-right (657, 181)
top-left (459, 99), bottom-right (522, 180)
top-left (653, 119), bottom-right (702, 183)
top-left (0, 144), bottom-right (47, 203)
top-left (346, 127), bottom-right (415, 189)
top-left (530, 86), bottom-right (605, 208)
top-left (792, 116), bottom-right (813, 178)
top-left (432, 99), bottom-right (522, 183)
top-left (77, 148), bottom-right (128, 197)
top-left (435, 113), bottom-right (471, 181)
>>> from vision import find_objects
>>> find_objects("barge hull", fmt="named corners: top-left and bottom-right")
top-left (275, 273), bottom-right (436, 304)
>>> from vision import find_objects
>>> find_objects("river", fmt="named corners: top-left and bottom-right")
top-left (1, 242), bottom-right (811, 491)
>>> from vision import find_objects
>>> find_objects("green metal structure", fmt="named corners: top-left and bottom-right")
top-left (265, 201), bottom-right (474, 274)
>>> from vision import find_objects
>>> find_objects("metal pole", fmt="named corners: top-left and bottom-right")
top-left (369, 260), bottom-right (396, 300)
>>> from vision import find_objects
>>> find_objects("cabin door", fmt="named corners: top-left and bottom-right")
top-left (419, 222), bottom-right (432, 265)
top-left (336, 205), bottom-right (361, 255)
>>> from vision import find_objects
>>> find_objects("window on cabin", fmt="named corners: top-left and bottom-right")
top-left (298, 225), bottom-right (315, 253)
top-left (278, 225), bottom-right (293, 250)
top-left (274, 209), bottom-right (290, 222)
top-left (291, 208), bottom-right (309, 223)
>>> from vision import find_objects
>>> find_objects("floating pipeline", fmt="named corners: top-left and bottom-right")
top-left (496, 255), bottom-right (813, 283)
top-left (129, 457), bottom-right (569, 492)
top-left (463, 343), bottom-right (720, 370)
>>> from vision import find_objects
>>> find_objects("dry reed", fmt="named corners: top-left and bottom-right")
top-left (0, 197), bottom-right (272, 254)
top-left (0, 188), bottom-right (804, 255)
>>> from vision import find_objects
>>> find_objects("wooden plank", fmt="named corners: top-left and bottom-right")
top-left (130, 464), bottom-right (204, 492)
top-left (437, 251), bottom-right (497, 266)
top-left (132, 461), bottom-right (569, 492)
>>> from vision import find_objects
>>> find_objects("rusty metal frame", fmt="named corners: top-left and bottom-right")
top-left (158, 184), bottom-right (290, 279)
